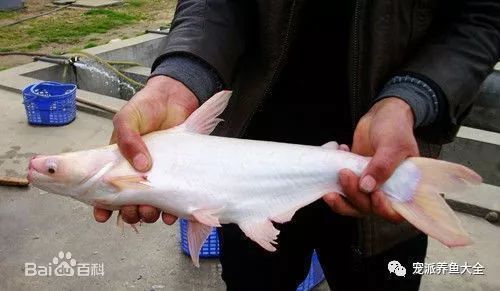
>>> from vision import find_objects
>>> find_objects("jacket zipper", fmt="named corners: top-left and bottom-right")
top-left (350, 0), bottom-right (370, 257)
top-left (239, 1), bottom-right (297, 136)
top-left (350, 0), bottom-right (362, 130)
top-left (263, 1), bottom-right (296, 99)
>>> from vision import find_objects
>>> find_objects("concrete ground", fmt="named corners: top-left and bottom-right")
top-left (0, 88), bottom-right (499, 291)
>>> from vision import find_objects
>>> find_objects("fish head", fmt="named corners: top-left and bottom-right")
top-left (28, 149), bottom-right (116, 197)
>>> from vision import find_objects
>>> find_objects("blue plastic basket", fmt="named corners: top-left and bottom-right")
top-left (297, 251), bottom-right (325, 291)
top-left (179, 219), bottom-right (325, 290)
top-left (180, 218), bottom-right (220, 258)
top-left (22, 81), bottom-right (77, 126)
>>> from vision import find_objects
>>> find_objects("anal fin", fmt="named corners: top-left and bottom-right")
top-left (271, 208), bottom-right (299, 224)
top-left (239, 220), bottom-right (280, 252)
top-left (187, 221), bottom-right (213, 267)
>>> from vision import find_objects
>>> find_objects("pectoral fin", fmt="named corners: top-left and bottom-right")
top-left (238, 220), bottom-right (280, 252)
top-left (106, 174), bottom-right (152, 191)
top-left (116, 211), bottom-right (140, 234)
top-left (187, 221), bottom-right (213, 267)
top-left (117, 210), bottom-right (124, 232)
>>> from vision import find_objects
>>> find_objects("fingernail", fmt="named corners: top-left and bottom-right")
top-left (133, 153), bottom-right (149, 171)
top-left (360, 175), bottom-right (376, 193)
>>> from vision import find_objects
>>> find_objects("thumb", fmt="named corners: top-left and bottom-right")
top-left (161, 102), bottom-right (194, 129)
top-left (359, 146), bottom-right (409, 193)
top-left (112, 113), bottom-right (152, 172)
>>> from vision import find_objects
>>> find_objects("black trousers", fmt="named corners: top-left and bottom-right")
top-left (218, 200), bottom-right (427, 291)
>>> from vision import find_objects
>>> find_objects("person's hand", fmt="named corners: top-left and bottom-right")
top-left (93, 76), bottom-right (199, 225)
top-left (324, 97), bottom-right (419, 223)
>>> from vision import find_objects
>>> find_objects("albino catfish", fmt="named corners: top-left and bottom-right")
top-left (29, 91), bottom-right (482, 266)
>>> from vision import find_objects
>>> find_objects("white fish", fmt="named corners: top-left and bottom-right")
top-left (29, 91), bottom-right (482, 267)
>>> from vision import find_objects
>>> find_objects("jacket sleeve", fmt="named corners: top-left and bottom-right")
top-left (151, 54), bottom-right (223, 103)
top-left (374, 74), bottom-right (440, 127)
top-left (151, 0), bottom-right (252, 87)
top-left (404, 0), bottom-right (500, 142)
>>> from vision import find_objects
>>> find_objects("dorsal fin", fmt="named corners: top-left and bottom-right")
top-left (179, 90), bottom-right (232, 135)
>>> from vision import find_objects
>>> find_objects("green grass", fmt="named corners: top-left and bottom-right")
top-left (83, 42), bottom-right (97, 49)
top-left (68, 47), bottom-right (82, 53)
top-left (0, 8), bottom-right (142, 52)
top-left (27, 9), bottom-right (139, 43)
top-left (0, 0), bottom-right (177, 69)
top-left (126, 0), bottom-right (144, 7)
top-left (0, 10), bottom-right (19, 20)
top-left (25, 42), bottom-right (41, 50)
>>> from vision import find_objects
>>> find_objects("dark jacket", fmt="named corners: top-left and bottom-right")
top-left (152, 0), bottom-right (500, 255)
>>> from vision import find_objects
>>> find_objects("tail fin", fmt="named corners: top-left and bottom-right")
top-left (390, 157), bottom-right (482, 247)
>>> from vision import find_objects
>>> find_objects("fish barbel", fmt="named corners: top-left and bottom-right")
top-left (29, 91), bottom-right (482, 266)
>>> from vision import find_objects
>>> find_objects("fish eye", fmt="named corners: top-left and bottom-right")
top-left (46, 160), bottom-right (57, 174)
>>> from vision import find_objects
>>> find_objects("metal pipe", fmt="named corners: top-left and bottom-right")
top-left (0, 52), bottom-right (69, 59)
top-left (33, 56), bottom-right (71, 65)
top-left (145, 29), bottom-right (170, 35)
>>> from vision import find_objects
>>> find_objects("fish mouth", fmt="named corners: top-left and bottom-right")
top-left (27, 155), bottom-right (43, 183)
top-left (27, 169), bottom-right (40, 184)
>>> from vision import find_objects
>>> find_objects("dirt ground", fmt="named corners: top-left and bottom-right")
top-left (0, 0), bottom-right (176, 69)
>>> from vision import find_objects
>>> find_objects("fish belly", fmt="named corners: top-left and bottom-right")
top-left (141, 132), bottom-right (363, 223)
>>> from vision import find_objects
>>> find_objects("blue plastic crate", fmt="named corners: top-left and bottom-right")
top-left (297, 251), bottom-right (325, 291)
top-left (22, 81), bottom-right (77, 126)
top-left (179, 219), bottom-right (325, 290)
top-left (180, 218), bottom-right (220, 257)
